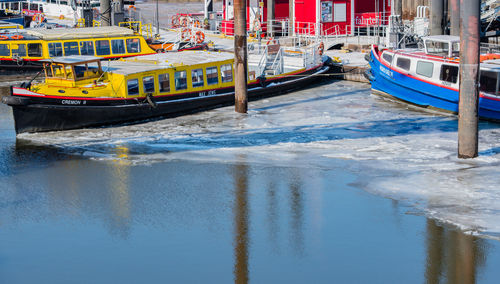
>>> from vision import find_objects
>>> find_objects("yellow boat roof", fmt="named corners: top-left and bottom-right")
top-left (25, 26), bottom-right (135, 40)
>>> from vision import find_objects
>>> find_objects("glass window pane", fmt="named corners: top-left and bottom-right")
top-left (143, 76), bottom-right (155, 93)
top-left (0, 44), bottom-right (10, 56)
top-left (95, 40), bottom-right (110, 56)
top-left (48, 42), bottom-right (63, 57)
top-left (416, 61), bottom-right (433, 78)
top-left (206, 66), bottom-right (218, 85)
top-left (480, 71), bottom-right (498, 94)
top-left (382, 53), bottom-right (393, 64)
top-left (111, 39), bottom-right (125, 54)
top-left (11, 44), bottom-right (26, 57)
top-left (221, 64), bottom-right (233, 83)
top-left (127, 79), bottom-right (139, 95)
top-left (80, 41), bottom-right (94, 56)
top-left (440, 65), bottom-right (459, 83)
top-left (64, 41), bottom-right (79, 56)
top-left (175, 71), bottom-right (187, 90)
top-left (27, 43), bottom-right (42, 57)
top-left (396, 57), bottom-right (411, 71)
top-left (126, 38), bottom-right (141, 53)
top-left (191, 68), bottom-right (204, 88)
top-left (159, 73), bottom-right (170, 93)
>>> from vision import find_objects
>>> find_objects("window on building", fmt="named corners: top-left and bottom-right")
top-left (416, 61), bottom-right (434, 78)
top-left (221, 64), bottom-right (233, 83)
top-left (126, 38), bottom-right (141, 53)
top-left (175, 70), bottom-right (187, 90)
top-left (382, 52), bottom-right (393, 64)
top-left (27, 43), bottom-right (42, 57)
top-left (0, 44), bottom-right (10, 56)
top-left (111, 39), bottom-right (125, 54)
top-left (440, 65), bottom-right (458, 83)
top-left (206, 66), bottom-right (218, 85)
top-left (11, 43), bottom-right (26, 57)
top-left (80, 41), bottom-right (94, 56)
top-left (158, 73), bottom-right (170, 93)
top-left (143, 76), bottom-right (155, 93)
top-left (127, 79), bottom-right (139, 95)
top-left (333, 3), bottom-right (347, 22)
top-left (480, 71), bottom-right (499, 95)
top-left (48, 42), bottom-right (63, 57)
top-left (95, 40), bottom-right (110, 56)
top-left (64, 41), bottom-right (79, 56)
top-left (191, 68), bottom-right (204, 88)
top-left (396, 57), bottom-right (411, 71)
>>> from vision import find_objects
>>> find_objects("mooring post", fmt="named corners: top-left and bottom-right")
top-left (234, 0), bottom-right (248, 113)
top-left (99, 0), bottom-right (111, 26)
top-left (430, 0), bottom-right (444, 35)
top-left (155, 0), bottom-right (160, 36)
top-left (449, 0), bottom-right (459, 36)
top-left (458, 0), bottom-right (480, 159)
top-left (267, 0), bottom-right (275, 38)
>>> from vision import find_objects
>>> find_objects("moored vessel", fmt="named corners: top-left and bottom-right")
top-left (365, 35), bottom-right (500, 121)
top-left (2, 46), bottom-right (340, 133)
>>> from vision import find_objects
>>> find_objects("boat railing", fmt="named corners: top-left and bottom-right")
top-left (119, 21), bottom-right (152, 39)
top-left (302, 43), bottom-right (322, 69)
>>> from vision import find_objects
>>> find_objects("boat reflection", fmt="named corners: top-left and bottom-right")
top-left (233, 159), bottom-right (249, 284)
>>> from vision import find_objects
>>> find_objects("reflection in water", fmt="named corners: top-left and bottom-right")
top-left (267, 179), bottom-right (279, 252)
top-left (108, 146), bottom-right (132, 238)
top-left (233, 160), bottom-right (249, 284)
top-left (289, 170), bottom-right (304, 255)
top-left (425, 219), bottom-right (488, 284)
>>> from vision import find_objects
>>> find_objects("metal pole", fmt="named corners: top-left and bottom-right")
top-left (267, 0), bottom-right (274, 37)
top-left (155, 0), bottom-right (159, 35)
top-left (234, 0), bottom-right (248, 113)
top-left (394, 0), bottom-right (402, 17)
top-left (430, 0), bottom-right (443, 35)
top-left (99, 0), bottom-right (111, 26)
top-left (449, 0), bottom-right (459, 36)
top-left (458, 0), bottom-right (480, 159)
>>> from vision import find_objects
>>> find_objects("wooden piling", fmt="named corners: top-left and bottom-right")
top-left (430, 0), bottom-right (444, 35)
top-left (267, 0), bottom-right (275, 37)
top-left (449, 0), bottom-right (459, 36)
top-left (99, 0), bottom-right (111, 26)
top-left (458, 0), bottom-right (480, 159)
top-left (234, 0), bottom-right (248, 113)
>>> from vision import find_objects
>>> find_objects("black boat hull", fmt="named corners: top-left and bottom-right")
top-left (4, 60), bottom-right (339, 134)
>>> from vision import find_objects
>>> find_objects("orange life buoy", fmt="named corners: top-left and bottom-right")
top-left (193, 31), bottom-right (205, 44)
top-left (193, 19), bottom-right (201, 28)
top-left (480, 53), bottom-right (500, 62)
top-left (181, 28), bottom-right (192, 40)
top-left (10, 35), bottom-right (23, 40)
top-left (0, 35), bottom-right (8, 40)
top-left (266, 38), bottom-right (277, 45)
top-left (171, 15), bottom-right (180, 28)
top-left (252, 18), bottom-right (261, 32)
top-left (318, 42), bottom-right (324, 55)
top-left (179, 16), bottom-right (189, 27)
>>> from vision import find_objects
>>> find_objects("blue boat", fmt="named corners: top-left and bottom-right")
top-left (365, 35), bottom-right (500, 121)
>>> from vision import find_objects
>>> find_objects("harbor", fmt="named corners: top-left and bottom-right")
top-left (0, 0), bottom-right (500, 282)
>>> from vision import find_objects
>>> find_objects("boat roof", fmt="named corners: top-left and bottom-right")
top-left (103, 51), bottom-right (235, 75)
top-left (25, 26), bottom-right (135, 40)
top-left (422, 35), bottom-right (460, 43)
top-left (40, 56), bottom-right (102, 64)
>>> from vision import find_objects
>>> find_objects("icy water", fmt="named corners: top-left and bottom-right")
top-left (1, 79), bottom-right (500, 283)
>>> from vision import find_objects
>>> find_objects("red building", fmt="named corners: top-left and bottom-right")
top-left (221, 0), bottom-right (391, 36)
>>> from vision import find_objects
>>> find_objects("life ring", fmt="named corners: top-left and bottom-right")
top-left (0, 35), bottom-right (8, 40)
top-left (266, 38), bottom-right (277, 45)
top-left (179, 16), bottom-right (189, 27)
top-left (181, 28), bottom-right (192, 40)
top-left (10, 34), bottom-right (23, 40)
top-left (318, 42), bottom-right (324, 55)
top-left (33, 13), bottom-right (45, 23)
top-left (252, 18), bottom-right (261, 32)
top-left (193, 19), bottom-right (201, 28)
top-left (59, 15), bottom-right (65, 19)
top-left (171, 15), bottom-right (180, 28)
top-left (193, 31), bottom-right (205, 44)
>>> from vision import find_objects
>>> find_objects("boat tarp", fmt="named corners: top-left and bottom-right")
top-left (25, 26), bottom-right (135, 40)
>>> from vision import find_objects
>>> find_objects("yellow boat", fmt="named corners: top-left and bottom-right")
top-left (2, 46), bottom-right (339, 133)
top-left (0, 26), bottom-right (155, 69)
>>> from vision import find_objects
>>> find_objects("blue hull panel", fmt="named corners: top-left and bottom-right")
top-left (367, 50), bottom-right (500, 121)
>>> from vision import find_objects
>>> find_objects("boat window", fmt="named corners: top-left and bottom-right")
top-left (11, 43), bottom-right (26, 57)
top-left (126, 38), bottom-right (141, 53)
top-left (479, 71), bottom-right (498, 95)
top-left (143, 76), bottom-right (155, 93)
top-left (221, 64), bottom-right (233, 83)
top-left (191, 68), bottom-right (204, 88)
top-left (174, 71), bottom-right (187, 91)
top-left (382, 52), bottom-right (393, 64)
top-left (48, 42), bottom-right (63, 57)
top-left (80, 41), bottom-right (94, 56)
top-left (206, 66), bottom-right (218, 85)
top-left (51, 64), bottom-right (65, 78)
top-left (111, 39), bottom-right (125, 54)
top-left (27, 43), bottom-right (42, 57)
top-left (127, 79), bottom-right (139, 95)
top-left (426, 41), bottom-right (449, 56)
top-left (64, 41), bottom-right (79, 56)
top-left (396, 57), bottom-right (411, 71)
top-left (0, 44), bottom-right (10, 56)
top-left (158, 73), bottom-right (170, 93)
top-left (60, 0), bottom-right (68, 5)
top-left (440, 65), bottom-right (458, 83)
top-left (22, 2), bottom-right (28, 9)
top-left (64, 65), bottom-right (74, 79)
top-left (95, 40), bottom-right (110, 56)
top-left (416, 61), bottom-right (434, 78)
top-left (30, 3), bottom-right (37, 10)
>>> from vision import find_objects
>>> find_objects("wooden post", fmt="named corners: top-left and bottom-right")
top-left (449, 0), bottom-right (459, 36)
top-left (267, 0), bottom-right (275, 37)
top-left (430, 0), bottom-right (443, 35)
top-left (458, 0), bottom-right (480, 158)
top-left (99, 0), bottom-right (111, 26)
top-left (234, 0), bottom-right (248, 113)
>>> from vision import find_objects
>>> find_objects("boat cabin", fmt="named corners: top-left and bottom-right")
top-left (422, 35), bottom-right (460, 58)
top-left (40, 56), bottom-right (103, 85)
